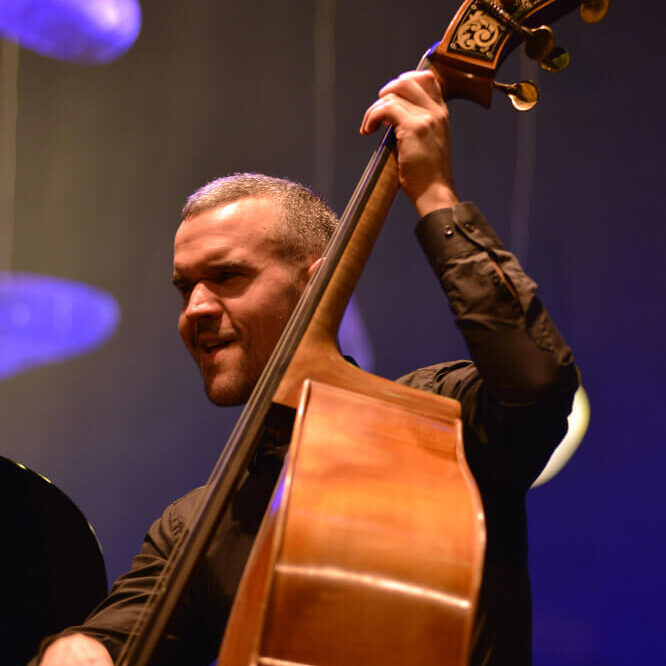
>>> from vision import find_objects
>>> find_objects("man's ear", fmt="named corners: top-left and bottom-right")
top-left (307, 257), bottom-right (325, 279)
top-left (297, 257), bottom-right (324, 292)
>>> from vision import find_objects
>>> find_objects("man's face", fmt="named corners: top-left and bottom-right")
top-left (173, 197), bottom-right (313, 405)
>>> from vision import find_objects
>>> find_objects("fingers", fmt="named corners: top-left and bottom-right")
top-left (360, 97), bottom-right (401, 135)
top-left (358, 69), bottom-right (457, 215)
top-left (40, 634), bottom-right (114, 666)
top-left (379, 70), bottom-right (443, 107)
top-left (360, 70), bottom-right (445, 135)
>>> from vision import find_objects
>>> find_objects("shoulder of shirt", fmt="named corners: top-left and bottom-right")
top-left (395, 360), bottom-right (476, 391)
top-left (156, 485), bottom-right (207, 538)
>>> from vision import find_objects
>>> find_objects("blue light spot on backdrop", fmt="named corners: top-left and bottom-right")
top-left (0, 0), bottom-right (141, 64)
top-left (0, 272), bottom-right (120, 380)
top-left (269, 473), bottom-right (286, 516)
top-left (339, 297), bottom-right (375, 372)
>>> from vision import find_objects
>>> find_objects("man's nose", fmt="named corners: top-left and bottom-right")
top-left (184, 282), bottom-right (221, 320)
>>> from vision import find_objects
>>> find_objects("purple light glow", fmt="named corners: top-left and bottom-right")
top-left (0, 0), bottom-right (141, 64)
top-left (0, 272), bottom-right (120, 379)
top-left (339, 297), bottom-right (375, 372)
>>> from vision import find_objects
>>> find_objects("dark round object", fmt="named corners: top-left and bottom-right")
top-left (0, 457), bottom-right (108, 665)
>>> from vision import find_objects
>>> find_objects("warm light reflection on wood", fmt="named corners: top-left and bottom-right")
top-left (275, 562), bottom-right (472, 609)
top-left (258, 658), bottom-right (314, 666)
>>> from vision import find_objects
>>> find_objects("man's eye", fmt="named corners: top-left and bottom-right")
top-left (215, 271), bottom-right (241, 283)
top-left (175, 282), bottom-right (192, 297)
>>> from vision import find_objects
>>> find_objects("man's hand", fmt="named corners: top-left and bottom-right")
top-left (39, 633), bottom-right (113, 666)
top-left (360, 70), bottom-right (459, 216)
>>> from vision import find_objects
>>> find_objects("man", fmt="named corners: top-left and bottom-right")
top-left (34, 70), bottom-right (578, 665)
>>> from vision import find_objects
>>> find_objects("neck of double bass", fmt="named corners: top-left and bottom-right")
top-left (274, 129), bottom-right (399, 407)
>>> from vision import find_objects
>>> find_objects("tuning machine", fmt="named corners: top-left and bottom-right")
top-left (521, 25), bottom-right (570, 73)
top-left (580, 0), bottom-right (610, 23)
top-left (477, 1), bottom-right (569, 72)
top-left (493, 79), bottom-right (539, 112)
top-left (543, 0), bottom-right (609, 68)
top-left (540, 46), bottom-right (570, 73)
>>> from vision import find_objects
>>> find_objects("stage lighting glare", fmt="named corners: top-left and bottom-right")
top-left (531, 385), bottom-right (590, 488)
top-left (0, 272), bottom-right (120, 380)
top-left (0, 0), bottom-right (141, 64)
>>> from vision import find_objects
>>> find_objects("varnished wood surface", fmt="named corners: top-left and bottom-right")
top-left (274, 147), bottom-right (401, 410)
top-left (217, 467), bottom-right (284, 666)
top-left (219, 380), bottom-right (485, 666)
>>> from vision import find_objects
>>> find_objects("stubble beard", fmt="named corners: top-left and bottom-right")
top-left (202, 355), bottom-right (258, 407)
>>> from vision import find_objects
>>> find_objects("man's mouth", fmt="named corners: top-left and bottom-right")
top-left (198, 338), bottom-right (234, 361)
top-left (203, 341), bottom-right (226, 352)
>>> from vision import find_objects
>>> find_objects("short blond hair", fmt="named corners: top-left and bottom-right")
top-left (182, 173), bottom-right (338, 264)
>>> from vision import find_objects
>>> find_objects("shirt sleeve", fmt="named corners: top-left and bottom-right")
top-left (30, 487), bottom-right (234, 666)
top-left (396, 203), bottom-right (580, 665)
top-left (30, 449), bottom-right (283, 666)
top-left (399, 202), bottom-right (579, 492)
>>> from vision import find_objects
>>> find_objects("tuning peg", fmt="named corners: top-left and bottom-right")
top-left (580, 0), bottom-right (610, 23)
top-left (475, 2), bottom-right (565, 69)
top-left (493, 80), bottom-right (539, 112)
top-left (523, 28), bottom-right (569, 73)
top-left (540, 46), bottom-right (570, 73)
top-left (476, 2), bottom-right (553, 60)
top-left (523, 25), bottom-right (555, 62)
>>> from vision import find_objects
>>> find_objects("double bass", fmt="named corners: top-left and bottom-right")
top-left (118, 2), bottom-right (608, 664)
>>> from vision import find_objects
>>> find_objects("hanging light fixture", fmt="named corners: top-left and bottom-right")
top-left (0, 0), bottom-right (141, 64)
top-left (0, 0), bottom-right (141, 379)
top-left (0, 272), bottom-right (120, 379)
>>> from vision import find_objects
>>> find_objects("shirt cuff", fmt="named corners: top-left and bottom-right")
top-left (415, 202), bottom-right (505, 274)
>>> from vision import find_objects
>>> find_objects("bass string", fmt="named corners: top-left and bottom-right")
top-left (115, 124), bottom-right (398, 666)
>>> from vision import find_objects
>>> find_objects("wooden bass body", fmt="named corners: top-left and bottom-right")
top-left (219, 372), bottom-right (485, 666)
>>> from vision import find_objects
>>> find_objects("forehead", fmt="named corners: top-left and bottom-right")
top-left (174, 197), bottom-right (285, 263)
